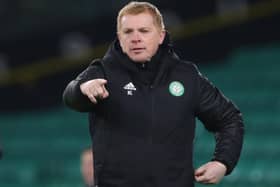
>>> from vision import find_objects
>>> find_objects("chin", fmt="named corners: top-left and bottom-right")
top-left (129, 56), bottom-right (149, 63)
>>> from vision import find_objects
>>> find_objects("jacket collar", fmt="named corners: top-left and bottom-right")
top-left (103, 32), bottom-right (180, 86)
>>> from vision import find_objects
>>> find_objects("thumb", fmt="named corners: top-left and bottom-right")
top-left (101, 84), bottom-right (109, 98)
top-left (96, 78), bottom-right (107, 85)
top-left (194, 165), bottom-right (208, 183)
top-left (195, 165), bottom-right (206, 176)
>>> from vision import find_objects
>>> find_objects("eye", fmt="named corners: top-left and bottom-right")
top-left (139, 28), bottom-right (149, 33)
top-left (123, 29), bottom-right (133, 34)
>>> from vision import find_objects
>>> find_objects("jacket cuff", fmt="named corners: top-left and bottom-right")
top-left (211, 158), bottom-right (233, 175)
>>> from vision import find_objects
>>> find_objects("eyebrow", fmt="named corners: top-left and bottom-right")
top-left (122, 27), bottom-right (150, 31)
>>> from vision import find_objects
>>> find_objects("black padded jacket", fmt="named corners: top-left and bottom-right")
top-left (63, 36), bottom-right (244, 187)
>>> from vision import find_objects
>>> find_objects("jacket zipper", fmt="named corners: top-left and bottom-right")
top-left (149, 85), bottom-right (155, 144)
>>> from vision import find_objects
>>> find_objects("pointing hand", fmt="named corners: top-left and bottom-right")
top-left (80, 79), bottom-right (109, 104)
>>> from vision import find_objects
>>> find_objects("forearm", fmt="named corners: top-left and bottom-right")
top-left (212, 113), bottom-right (244, 175)
top-left (63, 80), bottom-right (95, 112)
top-left (196, 70), bottom-right (244, 175)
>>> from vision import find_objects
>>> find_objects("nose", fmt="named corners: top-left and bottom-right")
top-left (131, 32), bottom-right (141, 43)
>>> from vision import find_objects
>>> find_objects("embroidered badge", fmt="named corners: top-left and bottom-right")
top-left (169, 81), bottom-right (184, 96)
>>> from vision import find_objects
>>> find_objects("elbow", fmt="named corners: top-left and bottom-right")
top-left (62, 89), bottom-right (73, 108)
top-left (62, 81), bottom-right (84, 112)
top-left (62, 81), bottom-right (94, 112)
top-left (62, 90), bottom-right (89, 112)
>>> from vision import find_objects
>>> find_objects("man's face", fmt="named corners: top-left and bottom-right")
top-left (118, 12), bottom-right (165, 63)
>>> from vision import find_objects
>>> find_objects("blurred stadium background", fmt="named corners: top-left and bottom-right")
top-left (0, 0), bottom-right (279, 187)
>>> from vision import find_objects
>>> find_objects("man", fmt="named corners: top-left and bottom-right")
top-left (81, 148), bottom-right (94, 187)
top-left (63, 1), bottom-right (244, 187)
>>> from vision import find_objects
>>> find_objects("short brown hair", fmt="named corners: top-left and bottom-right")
top-left (117, 1), bottom-right (165, 32)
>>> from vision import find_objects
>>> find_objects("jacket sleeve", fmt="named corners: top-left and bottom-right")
top-left (62, 59), bottom-right (105, 112)
top-left (194, 66), bottom-right (244, 175)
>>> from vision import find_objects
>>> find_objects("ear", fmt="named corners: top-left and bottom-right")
top-left (117, 32), bottom-right (121, 41)
top-left (117, 32), bottom-right (126, 53)
top-left (117, 32), bottom-right (123, 47)
top-left (159, 30), bottom-right (166, 44)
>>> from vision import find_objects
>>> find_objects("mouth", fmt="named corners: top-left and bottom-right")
top-left (131, 47), bottom-right (146, 53)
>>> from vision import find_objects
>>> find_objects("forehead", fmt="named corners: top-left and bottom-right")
top-left (120, 12), bottom-right (156, 29)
